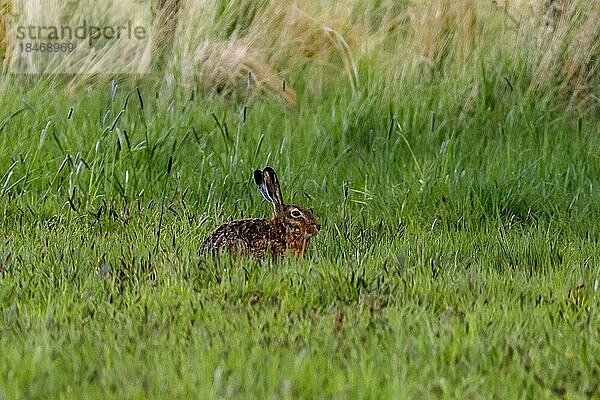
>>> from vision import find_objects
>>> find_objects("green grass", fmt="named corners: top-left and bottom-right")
top-left (1, 11), bottom-right (600, 397)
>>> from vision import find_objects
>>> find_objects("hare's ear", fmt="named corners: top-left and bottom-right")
top-left (263, 167), bottom-right (284, 210)
top-left (254, 169), bottom-right (273, 203)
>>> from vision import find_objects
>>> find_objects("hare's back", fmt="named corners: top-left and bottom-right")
top-left (199, 218), bottom-right (282, 258)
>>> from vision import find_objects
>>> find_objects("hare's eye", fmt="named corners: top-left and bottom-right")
top-left (290, 209), bottom-right (302, 218)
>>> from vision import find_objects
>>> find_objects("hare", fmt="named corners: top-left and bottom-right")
top-left (199, 167), bottom-right (320, 259)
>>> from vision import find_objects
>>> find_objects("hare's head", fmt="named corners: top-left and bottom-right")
top-left (254, 167), bottom-right (320, 237)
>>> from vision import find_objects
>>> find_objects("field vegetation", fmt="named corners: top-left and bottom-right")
top-left (1, 0), bottom-right (599, 398)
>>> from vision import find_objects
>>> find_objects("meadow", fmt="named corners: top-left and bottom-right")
top-left (1, 0), bottom-right (599, 398)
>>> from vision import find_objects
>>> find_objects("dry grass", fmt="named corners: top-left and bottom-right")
top-left (0, 0), bottom-right (10, 65)
top-left (1, 0), bottom-right (598, 107)
top-left (169, 2), bottom-right (361, 103)
top-left (531, 1), bottom-right (600, 105)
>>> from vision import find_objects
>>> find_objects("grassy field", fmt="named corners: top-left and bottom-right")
top-left (1, 1), bottom-right (600, 398)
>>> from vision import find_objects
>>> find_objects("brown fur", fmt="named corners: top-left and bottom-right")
top-left (199, 167), bottom-right (320, 259)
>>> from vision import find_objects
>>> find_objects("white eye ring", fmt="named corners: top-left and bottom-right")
top-left (290, 209), bottom-right (302, 218)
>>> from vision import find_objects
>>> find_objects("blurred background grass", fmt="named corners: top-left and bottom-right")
top-left (1, 1), bottom-right (598, 108)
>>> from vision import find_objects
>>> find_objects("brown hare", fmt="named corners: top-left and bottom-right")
top-left (199, 167), bottom-right (320, 259)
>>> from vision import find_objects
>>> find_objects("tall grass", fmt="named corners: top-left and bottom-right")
top-left (0, 0), bottom-right (10, 63)
top-left (2, 1), bottom-right (598, 109)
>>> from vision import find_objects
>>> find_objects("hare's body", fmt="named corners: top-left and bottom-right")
top-left (199, 167), bottom-right (319, 259)
top-left (199, 214), bottom-right (314, 258)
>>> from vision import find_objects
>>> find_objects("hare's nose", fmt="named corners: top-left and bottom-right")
top-left (315, 222), bottom-right (321, 231)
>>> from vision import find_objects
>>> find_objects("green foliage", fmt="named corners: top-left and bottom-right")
top-left (1, 70), bottom-right (599, 398)
top-left (1, 1), bottom-right (600, 396)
